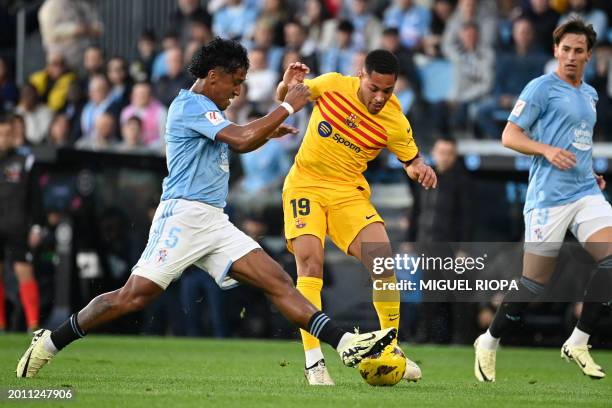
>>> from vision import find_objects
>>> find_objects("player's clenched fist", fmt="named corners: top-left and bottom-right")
top-left (284, 83), bottom-right (311, 112)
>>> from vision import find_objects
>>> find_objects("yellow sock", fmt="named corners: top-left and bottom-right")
top-left (373, 274), bottom-right (400, 344)
top-left (297, 276), bottom-right (323, 351)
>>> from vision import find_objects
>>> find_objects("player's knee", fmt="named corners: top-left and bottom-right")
top-left (297, 254), bottom-right (323, 278)
top-left (116, 287), bottom-right (150, 313)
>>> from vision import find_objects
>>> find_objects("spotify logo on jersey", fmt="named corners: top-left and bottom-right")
top-left (318, 121), bottom-right (332, 137)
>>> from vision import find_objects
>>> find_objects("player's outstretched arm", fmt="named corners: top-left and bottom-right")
top-left (276, 62), bottom-right (310, 101)
top-left (502, 122), bottom-right (576, 170)
top-left (217, 83), bottom-right (310, 153)
top-left (405, 156), bottom-right (437, 189)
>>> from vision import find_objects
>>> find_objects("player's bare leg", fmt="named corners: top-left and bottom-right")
top-left (475, 252), bottom-right (556, 382)
top-left (17, 275), bottom-right (164, 378)
top-left (240, 242), bottom-right (332, 385)
top-left (562, 227), bottom-right (612, 379)
top-left (229, 248), bottom-right (396, 368)
top-left (349, 222), bottom-right (420, 381)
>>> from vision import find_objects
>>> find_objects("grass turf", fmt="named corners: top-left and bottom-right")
top-left (1, 334), bottom-right (611, 407)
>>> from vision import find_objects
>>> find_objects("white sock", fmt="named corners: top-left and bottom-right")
top-left (478, 330), bottom-right (500, 350)
top-left (304, 347), bottom-right (325, 368)
top-left (43, 334), bottom-right (59, 355)
top-left (566, 327), bottom-right (590, 347)
top-left (336, 333), bottom-right (355, 352)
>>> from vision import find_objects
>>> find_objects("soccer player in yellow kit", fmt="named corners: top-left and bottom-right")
top-left (276, 50), bottom-right (437, 385)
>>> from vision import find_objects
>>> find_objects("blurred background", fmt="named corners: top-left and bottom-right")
top-left (0, 0), bottom-right (610, 347)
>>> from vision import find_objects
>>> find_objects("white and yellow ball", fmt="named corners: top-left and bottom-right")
top-left (358, 345), bottom-right (406, 386)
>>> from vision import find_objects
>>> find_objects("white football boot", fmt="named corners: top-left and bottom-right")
top-left (474, 334), bottom-right (496, 382)
top-left (561, 342), bottom-right (605, 379)
top-left (304, 359), bottom-right (335, 385)
top-left (16, 329), bottom-right (55, 378)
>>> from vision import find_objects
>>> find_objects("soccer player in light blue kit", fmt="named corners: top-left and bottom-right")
top-left (474, 20), bottom-right (612, 382)
top-left (16, 38), bottom-right (397, 379)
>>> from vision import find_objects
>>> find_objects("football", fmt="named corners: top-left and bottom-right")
top-left (358, 345), bottom-right (407, 386)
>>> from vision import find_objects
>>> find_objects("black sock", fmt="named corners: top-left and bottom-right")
top-left (577, 255), bottom-right (612, 334)
top-left (489, 276), bottom-right (545, 338)
top-left (50, 313), bottom-right (86, 350)
top-left (307, 311), bottom-right (346, 349)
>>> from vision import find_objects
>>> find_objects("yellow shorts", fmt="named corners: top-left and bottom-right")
top-left (282, 184), bottom-right (384, 254)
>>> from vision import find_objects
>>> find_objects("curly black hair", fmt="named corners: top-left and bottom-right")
top-left (365, 49), bottom-right (399, 78)
top-left (188, 37), bottom-right (250, 79)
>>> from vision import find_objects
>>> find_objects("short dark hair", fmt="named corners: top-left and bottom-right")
top-left (337, 20), bottom-right (354, 34)
top-left (436, 135), bottom-right (457, 145)
top-left (125, 115), bottom-right (142, 127)
top-left (188, 37), bottom-right (250, 78)
top-left (553, 18), bottom-right (597, 51)
top-left (382, 27), bottom-right (399, 37)
top-left (364, 49), bottom-right (399, 78)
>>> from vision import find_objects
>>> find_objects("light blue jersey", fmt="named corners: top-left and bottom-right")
top-left (161, 89), bottom-right (232, 207)
top-left (508, 72), bottom-right (600, 213)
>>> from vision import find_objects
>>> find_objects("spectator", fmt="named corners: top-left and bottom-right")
top-left (154, 47), bottom-right (192, 108)
top-left (107, 56), bottom-right (132, 111)
top-left (519, 0), bottom-right (560, 52)
top-left (443, 21), bottom-right (495, 132)
top-left (383, 0), bottom-right (432, 51)
top-left (38, 0), bottom-right (103, 70)
top-left (558, 0), bottom-right (608, 42)
top-left (76, 111), bottom-right (116, 151)
top-left (245, 48), bottom-right (279, 111)
top-left (80, 45), bottom-right (105, 90)
top-left (592, 41), bottom-right (612, 140)
top-left (15, 83), bottom-right (54, 145)
top-left (212, 0), bottom-right (258, 41)
top-left (80, 74), bottom-right (121, 139)
top-left (380, 27), bottom-right (421, 97)
top-left (120, 82), bottom-right (167, 149)
top-left (394, 74), bottom-right (417, 115)
top-left (46, 113), bottom-right (72, 147)
top-left (258, 0), bottom-right (289, 46)
top-left (130, 30), bottom-right (157, 83)
top-left (29, 52), bottom-right (76, 112)
top-left (248, 21), bottom-right (285, 72)
top-left (0, 114), bottom-right (41, 332)
top-left (169, 0), bottom-right (213, 45)
top-left (0, 57), bottom-right (18, 112)
top-left (319, 20), bottom-right (357, 76)
top-left (408, 136), bottom-right (474, 343)
top-left (442, 0), bottom-right (498, 52)
top-left (346, 0), bottom-right (383, 50)
top-left (283, 20), bottom-right (319, 74)
top-left (151, 31), bottom-right (181, 82)
top-left (61, 81), bottom-right (86, 141)
top-left (10, 114), bottom-right (30, 156)
top-left (115, 115), bottom-right (150, 153)
top-left (475, 18), bottom-right (548, 138)
top-left (422, 0), bottom-right (455, 57)
top-left (300, 0), bottom-right (335, 49)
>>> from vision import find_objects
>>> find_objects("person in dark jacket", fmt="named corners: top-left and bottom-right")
top-left (0, 114), bottom-right (40, 332)
top-left (408, 136), bottom-right (475, 343)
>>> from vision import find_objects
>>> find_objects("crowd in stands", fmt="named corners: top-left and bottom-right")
top-left (0, 0), bottom-right (610, 158)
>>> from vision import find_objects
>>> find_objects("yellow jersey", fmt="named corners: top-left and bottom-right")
top-left (284, 72), bottom-right (419, 189)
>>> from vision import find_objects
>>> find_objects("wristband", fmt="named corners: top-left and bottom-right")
top-left (280, 102), bottom-right (294, 115)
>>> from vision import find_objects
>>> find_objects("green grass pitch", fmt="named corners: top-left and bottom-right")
top-left (1, 334), bottom-right (611, 407)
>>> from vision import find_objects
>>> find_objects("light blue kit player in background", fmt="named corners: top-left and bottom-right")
top-left (474, 19), bottom-right (612, 383)
top-left (16, 38), bottom-right (398, 380)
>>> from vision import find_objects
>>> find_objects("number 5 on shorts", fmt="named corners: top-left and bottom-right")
top-left (290, 198), bottom-right (310, 218)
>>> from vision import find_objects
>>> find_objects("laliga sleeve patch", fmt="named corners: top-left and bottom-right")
top-left (205, 111), bottom-right (225, 126)
top-left (511, 100), bottom-right (526, 117)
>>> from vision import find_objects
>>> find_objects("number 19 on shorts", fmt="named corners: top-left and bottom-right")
top-left (290, 198), bottom-right (310, 218)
